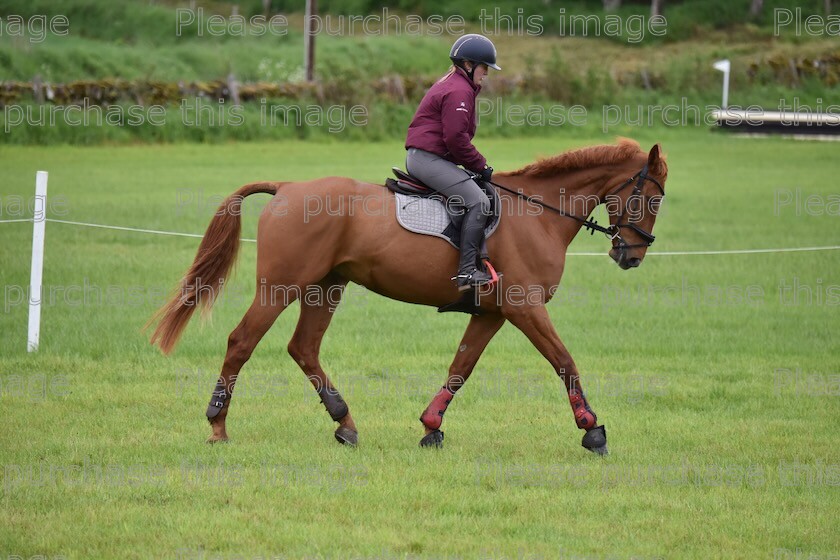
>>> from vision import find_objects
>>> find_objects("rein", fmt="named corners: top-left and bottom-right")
top-left (483, 165), bottom-right (664, 248)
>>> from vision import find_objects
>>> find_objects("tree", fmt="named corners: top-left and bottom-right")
top-left (305, 0), bottom-right (317, 82)
top-left (750, 0), bottom-right (764, 18)
top-left (651, 0), bottom-right (663, 17)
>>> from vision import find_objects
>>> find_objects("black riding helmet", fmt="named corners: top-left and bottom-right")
top-left (449, 34), bottom-right (501, 77)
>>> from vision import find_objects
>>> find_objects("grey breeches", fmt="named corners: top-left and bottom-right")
top-left (405, 148), bottom-right (490, 215)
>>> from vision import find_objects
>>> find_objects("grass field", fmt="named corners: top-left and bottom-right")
top-left (3, 0), bottom-right (840, 134)
top-left (1, 128), bottom-right (839, 559)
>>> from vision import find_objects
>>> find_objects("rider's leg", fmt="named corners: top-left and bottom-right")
top-left (405, 148), bottom-right (493, 289)
top-left (452, 202), bottom-right (492, 290)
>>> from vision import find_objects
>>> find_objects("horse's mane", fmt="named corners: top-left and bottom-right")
top-left (504, 138), bottom-right (642, 178)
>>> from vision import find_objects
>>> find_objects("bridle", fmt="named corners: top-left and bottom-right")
top-left (602, 164), bottom-right (665, 251)
top-left (485, 164), bottom-right (664, 251)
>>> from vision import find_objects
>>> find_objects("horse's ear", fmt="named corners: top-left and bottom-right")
top-left (647, 143), bottom-right (662, 166)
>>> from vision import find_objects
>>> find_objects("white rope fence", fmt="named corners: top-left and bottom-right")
top-left (2, 216), bottom-right (839, 256)
top-left (3, 170), bottom-right (838, 352)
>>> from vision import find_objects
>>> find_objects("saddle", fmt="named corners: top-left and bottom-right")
top-left (384, 168), bottom-right (501, 253)
top-left (385, 168), bottom-right (502, 316)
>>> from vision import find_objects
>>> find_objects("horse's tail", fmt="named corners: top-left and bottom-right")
top-left (148, 182), bottom-right (282, 354)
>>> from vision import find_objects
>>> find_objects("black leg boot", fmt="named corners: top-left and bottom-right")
top-left (453, 205), bottom-right (493, 291)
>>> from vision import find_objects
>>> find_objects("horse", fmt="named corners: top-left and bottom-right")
top-left (149, 138), bottom-right (667, 454)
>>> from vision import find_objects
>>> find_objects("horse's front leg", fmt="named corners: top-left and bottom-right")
top-left (503, 303), bottom-right (608, 455)
top-left (419, 313), bottom-right (506, 448)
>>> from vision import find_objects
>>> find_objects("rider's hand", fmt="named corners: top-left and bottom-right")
top-left (480, 165), bottom-right (493, 183)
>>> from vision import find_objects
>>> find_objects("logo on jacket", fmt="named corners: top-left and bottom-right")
top-left (456, 101), bottom-right (468, 113)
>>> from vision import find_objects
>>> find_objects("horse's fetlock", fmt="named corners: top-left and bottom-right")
top-left (318, 386), bottom-right (349, 421)
top-left (569, 389), bottom-right (598, 430)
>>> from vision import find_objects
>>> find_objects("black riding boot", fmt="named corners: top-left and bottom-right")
top-left (453, 204), bottom-right (492, 291)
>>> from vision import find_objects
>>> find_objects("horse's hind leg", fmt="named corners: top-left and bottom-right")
top-left (287, 274), bottom-right (358, 446)
top-left (207, 296), bottom-right (288, 443)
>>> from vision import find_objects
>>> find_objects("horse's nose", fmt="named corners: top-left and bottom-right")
top-left (625, 257), bottom-right (641, 268)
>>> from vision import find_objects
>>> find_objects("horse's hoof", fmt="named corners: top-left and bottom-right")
top-left (587, 444), bottom-right (609, 456)
top-left (419, 430), bottom-right (444, 448)
top-left (334, 425), bottom-right (358, 447)
top-left (206, 435), bottom-right (229, 444)
top-left (581, 425), bottom-right (608, 456)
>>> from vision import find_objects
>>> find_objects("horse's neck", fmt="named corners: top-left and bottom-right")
top-left (495, 163), bottom-right (631, 268)
top-left (500, 167), bottom-right (609, 227)
top-left (553, 167), bottom-right (612, 216)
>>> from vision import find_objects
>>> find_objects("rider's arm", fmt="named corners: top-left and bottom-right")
top-left (440, 91), bottom-right (487, 173)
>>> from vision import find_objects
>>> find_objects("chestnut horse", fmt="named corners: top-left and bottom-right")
top-left (149, 138), bottom-right (667, 454)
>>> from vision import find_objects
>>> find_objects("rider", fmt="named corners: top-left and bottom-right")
top-left (404, 34), bottom-right (500, 291)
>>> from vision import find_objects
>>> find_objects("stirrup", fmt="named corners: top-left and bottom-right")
top-left (452, 268), bottom-right (493, 292)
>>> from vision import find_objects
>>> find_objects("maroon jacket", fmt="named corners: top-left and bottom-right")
top-left (405, 67), bottom-right (487, 173)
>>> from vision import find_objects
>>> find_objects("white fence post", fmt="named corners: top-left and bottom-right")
top-left (28, 171), bottom-right (48, 352)
top-left (713, 59), bottom-right (731, 109)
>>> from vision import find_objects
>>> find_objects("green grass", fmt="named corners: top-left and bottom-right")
top-left (0, 31), bottom-right (455, 83)
top-left (1, 128), bottom-right (839, 558)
